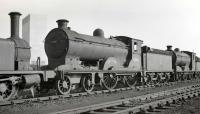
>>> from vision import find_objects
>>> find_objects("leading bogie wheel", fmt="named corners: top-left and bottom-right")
top-left (56, 76), bottom-right (71, 95)
top-left (82, 75), bottom-right (94, 93)
top-left (101, 73), bottom-right (118, 90)
top-left (0, 81), bottom-right (18, 101)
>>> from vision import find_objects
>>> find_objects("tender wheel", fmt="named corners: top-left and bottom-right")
top-left (164, 73), bottom-right (170, 82)
top-left (82, 75), bottom-right (94, 93)
top-left (56, 76), bottom-right (71, 95)
top-left (197, 73), bottom-right (200, 79)
top-left (101, 73), bottom-right (118, 90)
top-left (181, 73), bottom-right (186, 81)
top-left (0, 81), bottom-right (18, 101)
top-left (146, 74), bottom-right (153, 85)
top-left (152, 74), bottom-right (160, 84)
top-left (176, 73), bottom-right (181, 81)
top-left (192, 73), bottom-right (196, 79)
top-left (124, 74), bottom-right (137, 88)
top-left (146, 74), bottom-right (160, 85)
top-left (187, 74), bottom-right (192, 80)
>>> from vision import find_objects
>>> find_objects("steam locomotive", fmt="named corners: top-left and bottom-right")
top-left (0, 12), bottom-right (200, 101)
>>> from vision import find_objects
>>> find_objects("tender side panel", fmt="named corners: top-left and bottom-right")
top-left (196, 62), bottom-right (200, 71)
top-left (144, 53), bottom-right (172, 71)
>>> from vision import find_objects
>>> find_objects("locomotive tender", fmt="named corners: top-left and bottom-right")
top-left (0, 12), bottom-right (200, 101)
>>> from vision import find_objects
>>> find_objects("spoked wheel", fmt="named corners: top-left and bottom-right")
top-left (181, 74), bottom-right (186, 81)
top-left (161, 73), bottom-right (169, 83)
top-left (146, 74), bottom-right (160, 85)
top-left (146, 74), bottom-right (153, 85)
top-left (82, 75), bottom-right (94, 93)
top-left (124, 74), bottom-right (137, 88)
top-left (192, 73), bottom-right (196, 79)
top-left (164, 74), bottom-right (170, 82)
top-left (0, 81), bottom-right (18, 101)
top-left (101, 73), bottom-right (118, 90)
top-left (187, 74), bottom-right (192, 80)
top-left (198, 73), bottom-right (200, 79)
top-left (56, 76), bottom-right (71, 95)
top-left (176, 73), bottom-right (181, 81)
top-left (152, 74), bottom-right (160, 84)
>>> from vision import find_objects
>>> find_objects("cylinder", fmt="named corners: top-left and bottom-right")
top-left (22, 74), bottom-right (41, 88)
top-left (9, 12), bottom-right (21, 38)
top-left (56, 19), bottom-right (69, 29)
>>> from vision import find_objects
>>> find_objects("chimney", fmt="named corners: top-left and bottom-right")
top-left (56, 19), bottom-right (69, 29)
top-left (9, 12), bottom-right (21, 38)
top-left (167, 45), bottom-right (172, 51)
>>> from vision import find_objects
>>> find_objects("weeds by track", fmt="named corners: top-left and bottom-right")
top-left (51, 83), bottom-right (200, 114)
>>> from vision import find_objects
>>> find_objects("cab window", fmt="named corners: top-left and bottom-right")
top-left (134, 42), bottom-right (137, 51)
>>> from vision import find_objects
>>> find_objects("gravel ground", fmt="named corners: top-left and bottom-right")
top-left (0, 81), bottom-right (198, 114)
top-left (154, 96), bottom-right (200, 114)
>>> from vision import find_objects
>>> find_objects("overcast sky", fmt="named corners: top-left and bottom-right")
top-left (0, 0), bottom-right (200, 63)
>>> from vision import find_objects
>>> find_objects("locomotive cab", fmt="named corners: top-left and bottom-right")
top-left (113, 36), bottom-right (143, 71)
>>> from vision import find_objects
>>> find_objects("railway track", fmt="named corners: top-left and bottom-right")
top-left (0, 80), bottom-right (199, 114)
top-left (0, 80), bottom-right (183, 106)
top-left (50, 83), bottom-right (200, 114)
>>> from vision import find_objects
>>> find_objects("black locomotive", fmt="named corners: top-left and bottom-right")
top-left (0, 12), bottom-right (200, 101)
top-left (0, 12), bottom-right (54, 100)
